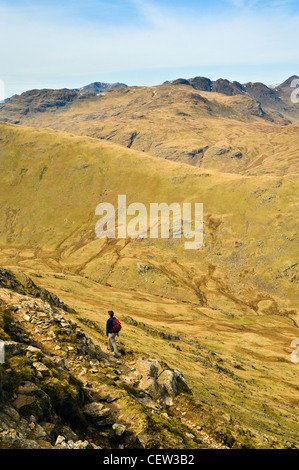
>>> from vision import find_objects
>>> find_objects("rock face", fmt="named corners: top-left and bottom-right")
top-left (158, 369), bottom-right (190, 396)
top-left (74, 82), bottom-right (128, 94)
top-left (0, 89), bottom-right (81, 122)
top-left (54, 435), bottom-right (98, 449)
top-left (131, 357), bottom-right (192, 406)
top-left (189, 76), bottom-right (212, 91)
top-left (82, 402), bottom-right (111, 422)
top-left (14, 382), bottom-right (52, 421)
top-left (173, 76), bottom-right (245, 95)
top-left (171, 75), bottom-right (295, 113)
top-left (243, 82), bottom-right (283, 108)
top-left (211, 79), bottom-right (244, 96)
top-left (0, 268), bottom-right (67, 311)
top-left (3, 341), bottom-right (26, 358)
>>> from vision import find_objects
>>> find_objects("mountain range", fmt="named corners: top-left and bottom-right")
top-left (0, 75), bottom-right (298, 173)
top-left (2, 74), bottom-right (299, 117)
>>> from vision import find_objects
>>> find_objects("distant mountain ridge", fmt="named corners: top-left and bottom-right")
top-left (72, 75), bottom-right (299, 102)
top-left (0, 74), bottom-right (298, 172)
top-left (2, 75), bottom-right (298, 104)
top-left (169, 75), bottom-right (299, 109)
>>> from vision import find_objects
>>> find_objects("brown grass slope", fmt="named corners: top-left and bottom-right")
top-left (0, 122), bottom-right (298, 446)
top-left (0, 83), bottom-right (298, 175)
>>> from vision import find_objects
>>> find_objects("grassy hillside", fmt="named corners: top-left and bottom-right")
top-left (1, 83), bottom-right (298, 175)
top-left (0, 121), bottom-right (298, 446)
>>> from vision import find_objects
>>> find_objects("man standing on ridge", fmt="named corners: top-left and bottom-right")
top-left (106, 310), bottom-right (121, 358)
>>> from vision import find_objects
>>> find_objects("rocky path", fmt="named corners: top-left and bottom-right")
top-left (0, 285), bottom-right (227, 449)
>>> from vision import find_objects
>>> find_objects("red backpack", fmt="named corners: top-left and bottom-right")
top-left (112, 318), bottom-right (122, 333)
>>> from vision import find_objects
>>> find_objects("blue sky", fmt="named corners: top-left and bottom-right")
top-left (0, 0), bottom-right (298, 97)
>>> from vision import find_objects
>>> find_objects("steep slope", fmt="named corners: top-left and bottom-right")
top-left (1, 268), bottom-right (218, 450)
top-left (0, 122), bottom-right (298, 446)
top-left (0, 268), bottom-right (297, 450)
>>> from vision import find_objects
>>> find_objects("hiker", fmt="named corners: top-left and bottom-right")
top-left (106, 310), bottom-right (121, 358)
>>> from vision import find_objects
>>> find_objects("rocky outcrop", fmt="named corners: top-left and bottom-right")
top-left (189, 77), bottom-right (212, 92)
top-left (211, 79), bottom-right (244, 96)
top-left (168, 75), bottom-right (296, 119)
top-left (0, 89), bottom-right (84, 123)
top-left (0, 270), bottom-right (199, 450)
top-left (243, 82), bottom-right (283, 108)
top-left (82, 402), bottom-right (112, 424)
top-left (14, 382), bottom-right (52, 421)
top-left (0, 268), bottom-right (68, 311)
top-left (0, 403), bottom-right (99, 449)
top-left (136, 263), bottom-right (154, 274)
top-left (132, 357), bottom-right (192, 406)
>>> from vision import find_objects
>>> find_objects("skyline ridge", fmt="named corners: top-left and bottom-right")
top-left (3, 73), bottom-right (299, 100)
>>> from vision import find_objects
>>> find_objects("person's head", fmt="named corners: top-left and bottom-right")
top-left (108, 310), bottom-right (114, 317)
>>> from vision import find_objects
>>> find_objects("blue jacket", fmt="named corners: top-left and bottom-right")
top-left (106, 317), bottom-right (116, 336)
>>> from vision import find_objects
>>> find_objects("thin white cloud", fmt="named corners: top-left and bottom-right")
top-left (129, 0), bottom-right (162, 23)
